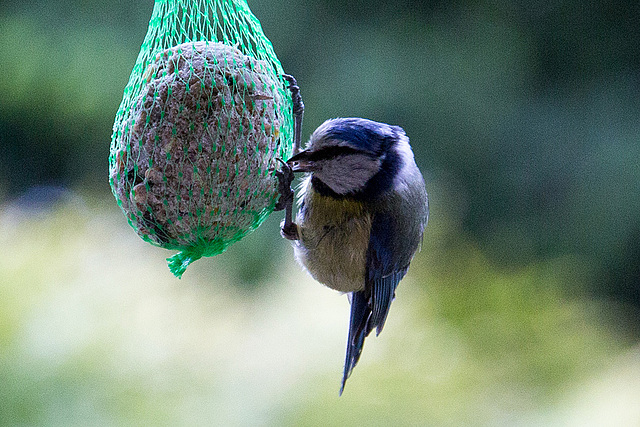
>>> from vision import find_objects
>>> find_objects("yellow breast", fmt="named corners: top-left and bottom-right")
top-left (293, 188), bottom-right (372, 293)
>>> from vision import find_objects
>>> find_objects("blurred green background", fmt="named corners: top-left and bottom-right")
top-left (2, 0), bottom-right (640, 425)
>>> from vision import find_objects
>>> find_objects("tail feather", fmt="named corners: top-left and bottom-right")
top-left (340, 267), bottom-right (409, 395)
top-left (340, 290), bottom-right (371, 395)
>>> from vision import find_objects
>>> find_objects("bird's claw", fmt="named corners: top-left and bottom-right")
top-left (282, 74), bottom-right (304, 156)
top-left (274, 158), bottom-right (300, 240)
top-left (274, 158), bottom-right (294, 212)
top-left (280, 221), bottom-right (299, 241)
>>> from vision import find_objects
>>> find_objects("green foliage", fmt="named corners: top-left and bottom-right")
top-left (0, 196), bottom-right (636, 425)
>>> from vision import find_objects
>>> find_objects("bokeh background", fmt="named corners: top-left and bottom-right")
top-left (2, 0), bottom-right (640, 425)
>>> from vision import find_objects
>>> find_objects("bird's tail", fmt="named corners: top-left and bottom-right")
top-left (339, 269), bottom-right (406, 395)
top-left (340, 290), bottom-right (371, 395)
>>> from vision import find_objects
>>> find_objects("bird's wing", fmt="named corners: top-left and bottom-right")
top-left (340, 209), bottom-right (413, 394)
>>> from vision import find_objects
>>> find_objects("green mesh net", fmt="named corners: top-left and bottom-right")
top-left (109, 0), bottom-right (293, 278)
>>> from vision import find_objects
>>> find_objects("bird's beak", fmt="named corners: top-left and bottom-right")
top-left (287, 150), bottom-right (315, 172)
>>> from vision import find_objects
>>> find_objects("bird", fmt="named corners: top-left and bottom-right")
top-left (276, 76), bottom-right (428, 394)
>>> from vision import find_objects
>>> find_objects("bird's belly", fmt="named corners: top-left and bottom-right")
top-left (294, 206), bottom-right (371, 293)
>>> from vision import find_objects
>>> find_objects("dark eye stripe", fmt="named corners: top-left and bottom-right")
top-left (307, 146), bottom-right (362, 161)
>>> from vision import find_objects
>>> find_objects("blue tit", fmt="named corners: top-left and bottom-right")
top-left (276, 101), bottom-right (429, 393)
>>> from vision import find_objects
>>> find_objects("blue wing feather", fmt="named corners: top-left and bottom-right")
top-left (366, 211), bottom-right (410, 334)
top-left (371, 268), bottom-right (408, 335)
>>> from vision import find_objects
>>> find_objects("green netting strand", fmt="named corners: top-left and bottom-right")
top-left (108, 0), bottom-right (293, 277)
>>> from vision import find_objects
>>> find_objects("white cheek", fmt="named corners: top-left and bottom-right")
top-left (315, 155), bottom-right (380, 194)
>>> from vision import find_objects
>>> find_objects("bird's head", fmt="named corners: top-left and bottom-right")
top-left (287, 118), bottom-right (413, 199)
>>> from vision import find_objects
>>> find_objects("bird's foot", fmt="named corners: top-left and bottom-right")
top-left (274, 158), bottom-right (294, 212)
top-left (280, 220), bottom-right (299, 241)
top-left (274, 158), bottom-right (300, 241)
